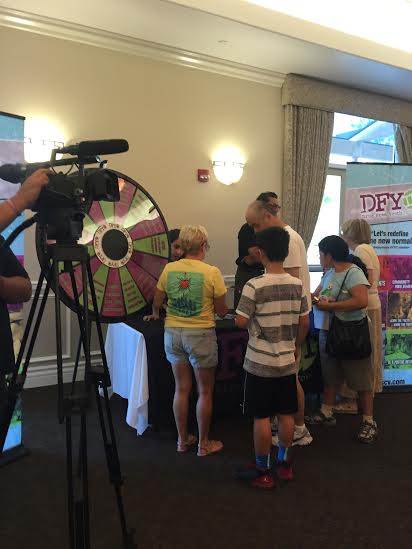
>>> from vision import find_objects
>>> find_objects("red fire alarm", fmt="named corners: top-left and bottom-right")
top-left (197, 169), bottom-right (210, 183)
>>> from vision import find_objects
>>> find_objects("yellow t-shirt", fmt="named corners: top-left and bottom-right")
top-left (157, 258), bottom-right (227, 328)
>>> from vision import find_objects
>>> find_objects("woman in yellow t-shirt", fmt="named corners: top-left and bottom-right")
top-left (146, 225), bottom-right (228, 456)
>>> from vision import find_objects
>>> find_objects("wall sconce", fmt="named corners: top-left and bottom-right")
top-left (212, 160), bottom-right (244, 186)
top-left (24, 118), bottom-right (65, 162)
top-left (212, 146), bottom-right (245, 185)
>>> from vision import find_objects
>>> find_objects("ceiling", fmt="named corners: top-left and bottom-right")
top-left (1, 0), bottom-right (412, 100)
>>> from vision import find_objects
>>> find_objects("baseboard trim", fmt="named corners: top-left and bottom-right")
top-left (25, 360), bottom-right (99, 389)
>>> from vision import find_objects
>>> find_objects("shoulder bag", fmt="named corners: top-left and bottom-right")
top-left (325, 268), bottom-right (372, 360)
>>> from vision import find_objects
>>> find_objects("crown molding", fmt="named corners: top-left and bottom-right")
top-left (0, 7), bottom-right (285, 87)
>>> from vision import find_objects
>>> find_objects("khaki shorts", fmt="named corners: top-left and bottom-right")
top-left (319, 329), bottom-right (374, 392)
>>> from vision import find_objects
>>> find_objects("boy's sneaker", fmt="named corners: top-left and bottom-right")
top-left (234, 464), bottom-right (275, 489)
top-left (276, 462), bottom-right (294, 481)
top-left (357, 420), bottom-right (378, 444)
top-left (251, 470), bottom-right (275, 489)
top-left (305, 411), bottom-right (337, 426)
top-left (271, 425), bottom-right (313, 447)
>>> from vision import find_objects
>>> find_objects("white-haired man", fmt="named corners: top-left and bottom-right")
top-left (244, 200), bottom-right (312, 446)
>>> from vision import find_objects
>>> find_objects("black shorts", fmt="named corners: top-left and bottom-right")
top-left (242, 372), bottom-right (298, 419)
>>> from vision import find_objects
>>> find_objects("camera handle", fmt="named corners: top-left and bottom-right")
top-left (0, 243), bottom-right (136, 549)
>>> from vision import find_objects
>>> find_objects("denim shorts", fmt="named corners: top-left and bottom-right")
top-left (164, 327), bottom-right (218, 369)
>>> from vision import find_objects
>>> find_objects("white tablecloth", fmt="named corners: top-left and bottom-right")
top-left (104, 323), bottom-right (149, 435)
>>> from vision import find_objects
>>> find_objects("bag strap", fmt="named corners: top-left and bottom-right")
top-left (329, 267), bottom-right (354, 321)
top-left (335, 267), bottom-right (353, 302)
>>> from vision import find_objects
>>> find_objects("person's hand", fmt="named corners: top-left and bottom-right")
top-left (317, 299), bottom-right (334, 311)
top-left (143, 314), bottom-right (159, 321)
top-left (14, 168), bottom-right (50, 210)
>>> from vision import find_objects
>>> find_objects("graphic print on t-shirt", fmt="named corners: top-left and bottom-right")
top-left (167, 271), bottom-right (204, 317)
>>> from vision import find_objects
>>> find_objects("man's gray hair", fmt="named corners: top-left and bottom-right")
top-left (250, 200), bottom-right (280, 217)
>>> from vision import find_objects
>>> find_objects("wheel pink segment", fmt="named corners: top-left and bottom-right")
top-left (47, 170), bottom-right (170, 322)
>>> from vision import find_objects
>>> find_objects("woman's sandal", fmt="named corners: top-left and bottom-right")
top-left (197, 439), bottom-right (224, 457)
top-left (176, 434), bottom-right (197, 453)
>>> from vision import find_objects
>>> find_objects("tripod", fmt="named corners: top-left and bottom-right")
top-left (0, 235), bottom-right (136, 549)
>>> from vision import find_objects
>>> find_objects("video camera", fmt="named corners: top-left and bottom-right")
top-left (0, 139), bottom-right (128, 242)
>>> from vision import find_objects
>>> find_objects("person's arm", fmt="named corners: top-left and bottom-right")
top-left (283, 236), bottom-right (301, 280)
top-left (312, 284), bottom-right (322, 299)
top-left (242, 245), bottom-right (261, 266)
top-left (143, 289), bottom-right (166, 320)
top-left (237, 225), bottom-right (261, 267)
top-left (0, 169), bottom-right (50, 232)
top-left (0, 275), bottom-right (31, 303)
top-left (0, 237), bottom-right (31, 302)
top-left (211, 267), bottom-right (228, 318)
top-left (366, 269), bottom-right (374, 285)
top-left (235, 313), bottom-right (249, 329)
top-left (234, 280), bottom-right (255, 329)
top-left (296, 314), bottom-right (310, 347)
top-left (214, 294), bottom-right (228, 318)
top-left (354, 246), bottom-right (374, 285)
top-left (317, 284), bottom-right (368, 312)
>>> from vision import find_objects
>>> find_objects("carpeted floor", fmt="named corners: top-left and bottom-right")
top-left (1, 386), bottom-right (412, 549)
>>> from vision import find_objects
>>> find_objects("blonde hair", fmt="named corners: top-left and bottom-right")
top-left (179, 225), bottom-right (209, 255)
top-left (341, 218), bottom-right (371, 244)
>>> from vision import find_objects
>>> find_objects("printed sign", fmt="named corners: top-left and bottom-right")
top-left (345, 163), bottom-right (412, 388)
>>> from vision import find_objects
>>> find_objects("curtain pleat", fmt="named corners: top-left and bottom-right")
top-left (282, 105), bottom-right (334, 248)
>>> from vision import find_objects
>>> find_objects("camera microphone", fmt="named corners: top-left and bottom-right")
top-left (0, 156), bottom-right (102, 184)
top-left (0, 140), bottom-right (128, 183)
top-left (0, 163), bottom-right (34, 183)
top-left (58, 139), bottom-right (129, 157)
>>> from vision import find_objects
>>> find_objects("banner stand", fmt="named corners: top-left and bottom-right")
top-left (0, 445), bottom-right (29, 467)
top-left (345, 162), bottom-right (412, 391)
top-left (1, 111), bottom-right (26, 462)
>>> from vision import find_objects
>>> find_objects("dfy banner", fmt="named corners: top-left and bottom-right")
top-left (345, 163), bottom-right (412, 389)
top-left (0, 111), bottom-right (25, 457)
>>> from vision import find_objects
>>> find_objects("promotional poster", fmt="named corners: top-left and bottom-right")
top-left (0, 111), bottom-right (25, 454)
top-left (345, 163), bottom-right (412, 388)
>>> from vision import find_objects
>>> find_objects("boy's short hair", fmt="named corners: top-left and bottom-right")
top-left (168, 228), bottom-right (180, 244)
top-left (255, 227), bottom-right (289, 262)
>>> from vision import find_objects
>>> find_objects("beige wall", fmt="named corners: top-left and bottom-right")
top-left (1, 27), bottom-right (283, 279)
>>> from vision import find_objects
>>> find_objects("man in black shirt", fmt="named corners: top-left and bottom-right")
top-left (0, 236), bottom-right (31, 409)
top-left (234, 192), bottom-right (279, 308)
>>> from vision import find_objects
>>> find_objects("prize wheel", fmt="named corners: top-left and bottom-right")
top-left (36, 170), bottom-right (170, 322)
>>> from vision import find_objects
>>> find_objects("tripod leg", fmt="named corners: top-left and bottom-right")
top-left (65, 412), bottom-right (90, 549)
top-left (86, 260), bottom-right (136, 549)
top-left (66, 416), bottom-right (75, 549)
top-left (53, 259), bottom-right (67, 424)
top-left (54, 257), bottom-right (91, 549)
top-left (0, 272), bottom-right (50, 452)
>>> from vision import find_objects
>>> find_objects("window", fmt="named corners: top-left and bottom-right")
top-left (329, 113), bottom-right (395, 167)
top-left (308, 113), bottom-right (395, 288)
top-left (307, 170), bottom-right (343, 289)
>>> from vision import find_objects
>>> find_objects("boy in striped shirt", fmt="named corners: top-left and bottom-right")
top-left (234, 227), bottom-right (309, 489)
